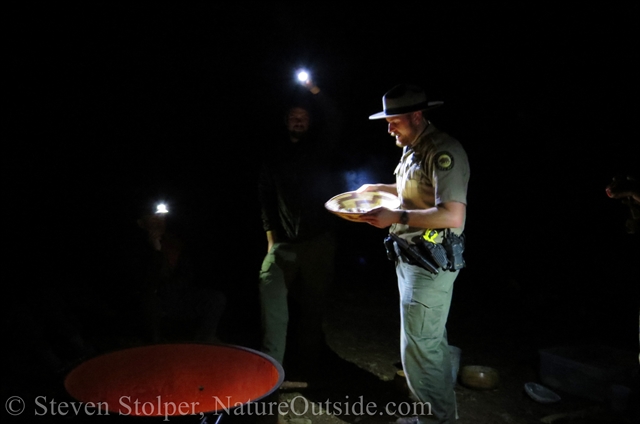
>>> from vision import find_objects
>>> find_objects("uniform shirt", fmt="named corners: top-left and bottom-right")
top-left (391, 122), bottom-right (470, 242)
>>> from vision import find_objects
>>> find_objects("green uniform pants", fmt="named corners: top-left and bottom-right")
top-left (396, 260), bottom-right (458, 424)
top-left (259, 232), bottom-right (335, 366)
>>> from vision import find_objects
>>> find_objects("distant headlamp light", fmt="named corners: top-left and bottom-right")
top-left (155, 203), bottom-right (169, 214)
top-left (297, 70), bottom-right (309, 83)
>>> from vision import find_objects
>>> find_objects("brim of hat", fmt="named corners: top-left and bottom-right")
top-left (368, 101), bottom-right (444, 120)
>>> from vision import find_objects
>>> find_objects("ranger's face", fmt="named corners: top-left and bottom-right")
top-left (386, 112), bottom-right (421, 147)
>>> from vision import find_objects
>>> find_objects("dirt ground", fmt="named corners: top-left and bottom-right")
top-left (260, 241), bottom-right (639, 424)
top-left (264, 272), bottom-right (638, 424)
top-left (3, 231), bottom-right (637, 424)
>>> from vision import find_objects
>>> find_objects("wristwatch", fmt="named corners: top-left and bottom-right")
top-left (399, 210), bottom-right (409, 225)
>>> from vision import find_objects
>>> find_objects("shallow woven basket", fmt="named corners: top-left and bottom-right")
top-left (325, 191), bottom-right (401, 222)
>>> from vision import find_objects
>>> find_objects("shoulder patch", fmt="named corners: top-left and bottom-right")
top-left (435, 151), bottom-right (454, 171)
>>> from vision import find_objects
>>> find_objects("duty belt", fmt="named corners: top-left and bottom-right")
top-left (384, 230), bottom-right (466, 273)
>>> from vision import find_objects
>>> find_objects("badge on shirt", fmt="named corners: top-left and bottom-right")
top-left (435, 151), bottom-right (454, 171)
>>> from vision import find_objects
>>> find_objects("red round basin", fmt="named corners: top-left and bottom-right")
top-left (64, 343), bottom-right (283, 417)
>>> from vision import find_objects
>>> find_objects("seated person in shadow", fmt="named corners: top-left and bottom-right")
top-left (3, 285), bottom-right (96, 389)
top-left (118, 200), bottom-right (226, 344)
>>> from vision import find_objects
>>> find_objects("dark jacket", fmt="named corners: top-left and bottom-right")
top-left (259, 92), bottom-right (344, 242)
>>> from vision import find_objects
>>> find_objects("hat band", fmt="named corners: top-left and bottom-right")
top-left (383, 100), bottom-right (432, 116)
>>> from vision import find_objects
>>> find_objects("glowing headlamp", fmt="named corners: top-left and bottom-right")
top-left (155, 203), bottom-right (169, 214)
top-left (297, 70), bottom-right (310, 83)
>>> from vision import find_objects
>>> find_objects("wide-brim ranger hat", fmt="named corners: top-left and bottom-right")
top-left (369, 84), bottom-right (443, 119)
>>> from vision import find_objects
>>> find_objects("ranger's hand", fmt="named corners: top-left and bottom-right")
top-left (359, 207), bottom-right (399, 228)
top-left (356, 184), bottom-right (378, 193)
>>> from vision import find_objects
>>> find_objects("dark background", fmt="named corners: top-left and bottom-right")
top-left (6, 1), bottom-right (639, 382)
